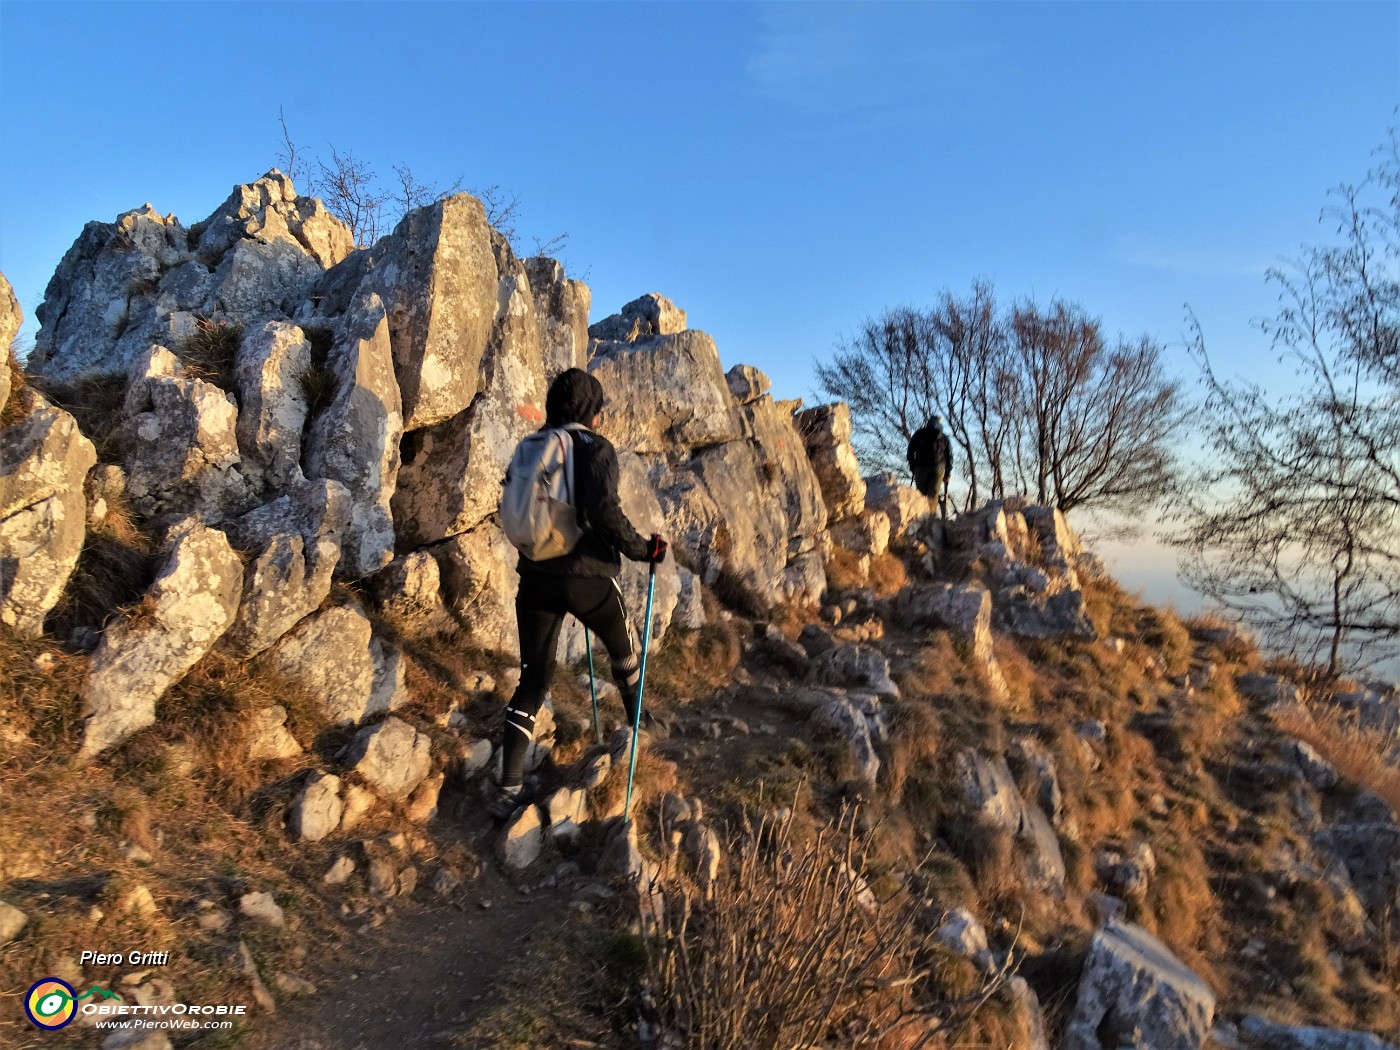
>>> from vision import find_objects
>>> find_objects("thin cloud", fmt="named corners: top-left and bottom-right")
top-left (1116, 238), bottom-right (1273, 279)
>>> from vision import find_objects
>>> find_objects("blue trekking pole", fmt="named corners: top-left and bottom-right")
top-left (623, 562), bottom-right (658, 824)
top-left (584, 627), bottom-right (601, 744)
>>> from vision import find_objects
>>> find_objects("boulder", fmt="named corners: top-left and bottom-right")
top-left (352, 193), bottom-right (498, 431)
top-left (223, 478), bottom-right (350, 656)
top-left (392, 248), bottom-right (547, 546)
top-left (499, 804), bottom-right (545, 870)
top-left (545, 787), bottom-right (589, 846)
top-left (1238, 1016), bottom-right (1400, 1050)
top-left (290, 772), bottom-right (343, 843)
top-left (345, 717), bottom-right (432, 801)
top-left (203, 238), bottom-right (325, 319)
top-left (809, 644), bottom-right (899, 699)
top-left (863, 473), bottom-right (933, 541)
top-left (247, 705), bottom-right (302, 761)
top-left (368, 550), bottom-right (453, 636)
top-left (735, 392), bottom-right (828, 568)
top-left (31, 205), bottom-right (193, 387)
top-left (79, 519), bottom-right (242, 758)
top-left (725, 363), bottom-right (771, 405)
top-left (588, 292), bottom-right (687, 342)
top-left (304, 291), bottom-right (402, 577)
top-left (952, 749), bottom-right (1065, 894)
top-left (1063, 920), bottom-right (1215, 1050)
top-left (193, 169), bottom-right (353, 270)
top-left (234, 320), bottom-right (312, 492)
top-left (831, 511), bottom-right (890, 557)
top-left (261, 604), bottom-right (376, 725)
top-left (120, 344), bottom-right (251, 524)
top-left (524, 256), bottom-right (590, 378)
top-left (795, 403), bottom-right (866, 521)
top-left (589, 328), bottom-right (741, 454)
top-left (433, 522), bottom-right (520, 654)
top-left (0, 402), bottom-right (97, 635)
top-left (1314, 822), bottom-right (1400, 921)
top-left (810, 691), bottom-right (884, 785)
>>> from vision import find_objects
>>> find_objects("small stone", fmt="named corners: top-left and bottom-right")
top-left (0, 902), bottom-right (28, 943)
top-left (238, 891), bottom-right (285, 927)
top-left (339, 783), bottom-right (377, 831)
top-left (397, 865), bottom-right (418, 897)
top-left (238, 939), bottom-right (277, 1014)
top-left (119, 885), bottom-right (159, 919)
top-left (432, 869), bottom-right (462, 898)
top-left (197, 909), bottom-right (232, 933)
top-left (273, 972), bottom-right (318, 996)
top-left (368, 857), bottom-right (398, 897)
top-left (323, 856), bottom-right (355, 886)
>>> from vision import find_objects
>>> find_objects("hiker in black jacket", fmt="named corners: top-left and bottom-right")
top-left (487, 368), bottom-right (668, 819)
top-left (907, 414), bottom-right (953, 517)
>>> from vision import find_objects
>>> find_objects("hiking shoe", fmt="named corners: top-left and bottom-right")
top-left (484, 784), bottom-right (523, 821)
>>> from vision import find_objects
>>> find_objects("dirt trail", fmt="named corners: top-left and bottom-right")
top-left (234, 815), bottom-right (569, 1050)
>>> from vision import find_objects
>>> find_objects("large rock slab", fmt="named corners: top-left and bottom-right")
top-left (234, 320), bottom-right (312, 492)
top-left (0, 402), bottom-right (96, 635)
top-left (30, 205), bottom-right (192, 388)
top-left (864, 472), bottom-right (933, 542)
top-left (589, 328), bottom-right (741, 454)
top-left (224, 478), bottom-right (350, 656)
top-left (79, 520), bottom-right (242, 758)
top-left (304, 291), bottom-right (402, 578)
top-left (795, 403), bottom-right (866, 521)
top-left (894, 582), bottom-right (1009, 699)
top-left (193, 169), bottom-right (353, 270)
top-left (121, 343), bottom-right (252, 524)
top-left (736, 389), bottom-right (828, 563)
top-left (345, 717), bottom-right (432, 801)
top-left (262, 604), bottom-right (376, 725)
top-left (352, 193), bottom-right (498, 431)
top-left (392, 245), bottom-right (547, 545)
top-left (523, 256), bottom-right (589, 379)
top-left (433, 522), bottom-right (519, 654)
top-left (1063, 920), bottom-right (1215, 1050)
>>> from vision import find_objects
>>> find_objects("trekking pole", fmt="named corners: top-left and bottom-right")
top-left (624, 562), bottom-right (658, 824)
top-left (584, 627), bottom-right (601, 744)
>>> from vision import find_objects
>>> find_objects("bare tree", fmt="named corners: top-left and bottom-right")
top-left (816, 284), bottom-right (1184, 516)
top-left (1175, 132), bottom-right (1400, 675)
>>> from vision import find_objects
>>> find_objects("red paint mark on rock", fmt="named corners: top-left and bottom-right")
top-left (516, 404), bottom-right (544, 422)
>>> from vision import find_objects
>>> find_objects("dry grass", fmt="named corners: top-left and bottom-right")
top-left (644, 808), bottom-right (988, 1050)
top-left (826, 545), bottom-right (868, 593)
top-left (43, 494), bottom-right (159, 643)
top-left (1, 344), bottom-right (37, 426)
top-left (642, 619), bottom-right (743, 704)
top-left (180, 316), bottom-right (243, 391)
top-left (868, 552), bottom-right (909, 599)
top-left (34, 372), bottom-right (128, 462)
top-left (1271, 700), bottom-right (1400, 815)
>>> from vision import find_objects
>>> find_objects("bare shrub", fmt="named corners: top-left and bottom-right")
top-left (643, 808), bottom-right (992, 1049)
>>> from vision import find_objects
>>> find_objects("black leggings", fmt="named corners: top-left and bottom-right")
top-left (500, 573), bottom-right (641, 787)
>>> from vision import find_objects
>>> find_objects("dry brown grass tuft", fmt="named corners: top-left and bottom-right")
top-left (881, 699), bottom-right (943, 806)
top-left (826, 545), bottom-right (868, 593)
top-left (1271, 701), bottom-right (1400, 815)
top-left (1, 344), bottom-right (38, 426)
top-left (1134, 606), bottom-right (1193, 678)
top-left (644, 808), bottom-right (987, 1049)
top-left (32, 372), bottom-right (128, 462)
top-left (180, 316), bottom-right (243, 390)
top-left (643, 619), bottom-right (743, 703)
top-left (868, 552), bottom-right (909, 599)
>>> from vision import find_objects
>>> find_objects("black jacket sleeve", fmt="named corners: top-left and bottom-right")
top-left (577, 434), bottom-right (651, 562)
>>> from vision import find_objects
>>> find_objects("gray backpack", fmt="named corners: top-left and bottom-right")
top-left (500, 425), bottom-right (587, 560)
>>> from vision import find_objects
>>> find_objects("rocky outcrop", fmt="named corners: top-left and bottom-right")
top-left (1239, 1016), bottom-right (1400, 1050)
top-left (192, 170), bottom-right (354, 271)
top-left (303, 292), bottom-right (401, 578)
top-left (1064, 920), bottom-right (1215, 1050)
top-left (588, 292), bottom-right (687, 343)
top-left (796, 403), bottom-right (866, 521)
top-left (863, 472), bottom-right (932, 542)
top-left (79, 520), bottom-right (242, 758)
top-left (234, 321), bottom-right (312, 492)
top-left (523, 257), bottom-right (589, 378)
top-left (0, 400), bottom-right (97, 635)
top-left (0, 274), bottom-right (19, 411)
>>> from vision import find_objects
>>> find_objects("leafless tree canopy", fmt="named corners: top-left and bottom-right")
top-left (815, 282), bottom-right (1185, 515)
top-left (274, 108), bottom-right (554, 252)
top-left (1174, 132), bottom-right (1400, 676)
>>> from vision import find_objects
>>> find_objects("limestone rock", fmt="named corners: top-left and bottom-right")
top-left (831, 511), bottom-right (890, 557)
top-left (102, 1030), bottom-right (174, 1050)
top-left (795, 403), bottom-right (866, 521)
top-left (339, 784), bottom-right (377, 831)
top-left (894, 582), bottom-right (1008, 699)
top-left (546, 787), bottom-right (589, 846)
top-left (247, 705), bottom-right (302, 761)
top-left (934, 907), bottom-right (992, 970)
top-left (953, 749), bottom-right (1066, 894)
top-left (346, 717), bottom-right (432, 801)
top-left (367, 636), bottom-right (409, 717)
top-left (725, 363), bottom-right (771, 405)
top-left (0, 274), bottom-right (18, 411)
top-left (352, 193), bottom-right (498, 430)
top-left (203, 237), bottom-right (325, 320)
top-left (499, 804), bottom-right (545, 870)
top-left (405, 771), bottom-right (444, 823)
top-left (224, 478), bottom-right (350, 656)
top-left (238, 891), bottom-right (285, 927)
top-left (121, 344), bottom-right (250, 523)
top-left (0, 402), bottom-right (97, 635)
top-left (368, 551), bottom-right (454, 637)
top-left (323, 856), bottom-right (355, 886)
top-left (589, 328), bottom-right (740, 454)
top-left (80, 520), bottom-right (242, 758)
top-left (589, 292), bottom-right (687, 342)
top-left (290, 772), bottom-right (342, 843)
top-left (263, 604), bottom-right (375, 725)
top-left (809, 644), bottom-right (899, 699)
top-left (433, 522), bottom-right (520, 654)
top-left (1238, 1016), bottom-right (1399, 1050)
top-left (0, 901), bottom-right (27, 943)
top-left (1063, 920), bottom-right (1215, 1050)
top-left (31, 205), bottom-right (193, 387)
top-left (863, 473), bottom-right (933, 542)
top-left (810, 691), bottom-right (885, 785)
top-left (234, 320), bottom-right (312, 491)
top-left (392, 249), bottom-right (547, 545)
top-left (523, 256), bottom-right (590, 377)
top-left (1315, 822), bottom-right (1400, 921)
top-left (304, 291), bottom-right (402, 578)
top-left (193, 169), bottom-right (353, 270)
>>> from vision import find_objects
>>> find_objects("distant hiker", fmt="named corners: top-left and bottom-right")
top-left (907, 414), bottom-right (953, 518)
top-left (487, 367), bottom-right (668, 820)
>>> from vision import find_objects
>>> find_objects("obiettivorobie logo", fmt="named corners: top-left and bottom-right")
top-left (24, 978), bottom-right (122, 1030)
